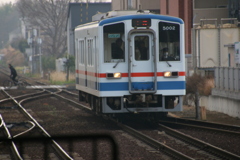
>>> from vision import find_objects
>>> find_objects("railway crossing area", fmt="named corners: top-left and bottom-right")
top-left (0, 85), bottom-right (67, 90)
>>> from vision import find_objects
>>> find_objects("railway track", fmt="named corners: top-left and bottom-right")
top-left (116, 114), bottom-right (240, 160)
top-left (0, 69), bottom-right (117, 159)
top-left (56, 90), bottom-right (240, 159)
top-left (159, 117), bottom-right (240, 136)
top-left (0, 75), bottom-right (176, 159)
top-left (0, 87), bottom-right (118, 159)
top-left (157, 123), bottom-right (240, 159)
top-left (1, 88), bottom-right (81, 159)
top-left (1, 71), bottom-right (240, 159)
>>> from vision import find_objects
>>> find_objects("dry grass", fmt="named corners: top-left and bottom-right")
top-left (186, 74), bottom-right (215, 96)
top-left (50, 71), bottom-right (75, 82)
top-left (203, 78), bottom-right (215, 96)
top-left (1, 47), bottom-right (25, 66)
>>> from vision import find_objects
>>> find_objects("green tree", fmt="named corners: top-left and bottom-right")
top-left (18, 39), bottom-right (29, 53)
top-left (64, 55), bottom-right (75, 81)
top-left (42, 55), bottom-right (56, 71)
top-left (66, 55), bottom-right (75, 72)
top-left (11, 38), bottom-right (29, 53)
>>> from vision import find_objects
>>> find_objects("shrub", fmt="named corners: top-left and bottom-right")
top-left (185, 73), bottom-right (214, 106)
top-left (42, 55), bottom-right (56, 71)
top-left (203, 77), bottom-right (214, 96)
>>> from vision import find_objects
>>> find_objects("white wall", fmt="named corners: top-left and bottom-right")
top-left (200, 96), bottom-right (240, 118)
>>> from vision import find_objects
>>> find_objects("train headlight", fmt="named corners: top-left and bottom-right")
top-left (107, 72), bottom-right (122, 79)
top-left (164, 71), bottom-right (178, 78)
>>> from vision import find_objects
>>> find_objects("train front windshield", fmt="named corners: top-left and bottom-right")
top-left (103, 23), bottom-right (125, 63)
top-left (158, 22), bottom-right (180, 61)
top-left (102, 20), bottom-right (180, 63)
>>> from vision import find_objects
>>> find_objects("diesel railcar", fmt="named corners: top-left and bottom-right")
top-left (75, 10), bottom-right (185, 116)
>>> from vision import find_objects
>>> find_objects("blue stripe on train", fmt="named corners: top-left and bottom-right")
top-left (99, 81), bottom-right (185, 91)
top-left (76, 77), bottom-right (185, 91)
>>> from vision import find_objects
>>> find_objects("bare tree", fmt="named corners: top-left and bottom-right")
top-left (17, 0), bottom-right (71, 58)
top-left (186, 73), bottom-right (207, 119)
top-left (0, 3), bottom-right (19, 49)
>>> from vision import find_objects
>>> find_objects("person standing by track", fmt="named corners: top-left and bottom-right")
top-left (8, 64), bottom-right (18, 85)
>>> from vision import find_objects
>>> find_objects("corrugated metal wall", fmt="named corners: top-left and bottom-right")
top-left (199, 29), bottom-right (218, 67)
top-left (214, 67), bottom-right (240, 91)
top-left (193, 20), bottom-right (240, 68)
top-left (212, 67), bottom-right (240, 100)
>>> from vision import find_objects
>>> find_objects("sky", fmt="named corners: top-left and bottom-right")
top-left (0, 0), bottom-right (112, 7)
top-left (0, 0), bottom-right (111, 5)
top-left (0, 0), bottom-right (16, 5)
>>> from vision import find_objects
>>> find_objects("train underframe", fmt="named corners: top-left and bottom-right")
top-left (79, 91), bottom-right (182, 118)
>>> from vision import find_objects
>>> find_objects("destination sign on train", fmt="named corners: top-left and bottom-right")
top-left (132, 19), bottom-right (151, 27)
top-left (108, 34), bottom-right (120, 38)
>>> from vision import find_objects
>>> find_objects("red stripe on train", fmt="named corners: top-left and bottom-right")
top-left (76, 70), bottom-right (185, 77)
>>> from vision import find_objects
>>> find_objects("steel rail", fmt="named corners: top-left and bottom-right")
top-left (0, 89), bottom-right (45, 103)
top-left (47, 89), bottom-right (92, 111)
top-left (117, 122), bottom-right (194, 160)
top-left (18, 90), bottom-right (74, 160)
top-left (159, 120), bottom-right (240, 136)
top-left (0, 114), bottom-right (24, 160)
top-left (158, 123), bottom-right (240, 160)
top-left (12, 121), bottom-right (36, 138)
top-left (1, 72), bottom-right (198, 160)
top-left (166, 117), bottom-right (240, 131)
top-left (45, 90), bottom-right (194, 160)
top-left (2, 89), bottom-right (74, 160)
top-left (0, 114), bottom-right (12, 139)
top-left (53, 90), bottom-right (195, 159)
top-left (62, 89), bottom-right (78, 96)
top-left (0, 114), bottom-right (3, 128)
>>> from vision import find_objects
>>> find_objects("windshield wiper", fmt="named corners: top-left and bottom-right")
top-left (166, 61), bottom-right (172, 67)
top-left (113, 59), bottom-right (121, 68)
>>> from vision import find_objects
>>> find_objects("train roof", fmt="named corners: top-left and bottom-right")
top-left (99, 14), bottom-right (184, 26)
top-left (75, 11), bottom-right (184, 30)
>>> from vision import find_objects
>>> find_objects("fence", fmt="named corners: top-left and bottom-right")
top-left (214, 67), bottom-right (240, 92)
top-left (0, 134), bottom-right (118, 160)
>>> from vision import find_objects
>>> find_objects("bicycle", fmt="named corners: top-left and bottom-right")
top-left (3, 76), bottom-right (28, 89)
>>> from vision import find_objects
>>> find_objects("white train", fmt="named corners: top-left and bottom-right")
top-left (75, 10), bottom-right (185, 117)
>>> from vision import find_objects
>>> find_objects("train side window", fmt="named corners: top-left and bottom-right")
top-left (158, 22), bottom-right (180, 61)
top-left (103, 23), bottom-right (125, 63)
top-left (87, 39), bottom-right (94, 66)
top-left (77, 40), bottom-right (84, 65)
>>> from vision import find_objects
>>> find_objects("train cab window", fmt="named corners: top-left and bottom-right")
top-left (103, 23), bottom-right (125, 63)
top-left (134, 36), bottom-right (149, 61)
top-left (158, 22), bottom-right (180, 61)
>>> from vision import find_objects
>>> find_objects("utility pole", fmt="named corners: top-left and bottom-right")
top-left (66, 54), bottom-right (69, 81)
top-left (28, 28), bottom-right (42, 75)
top-left (37, 37), bottom-right (42, 77)
top-left (195, 90), bottom-right (200, 120)
top-left (33, 29), bottom-right (37, 74)
top-left (27, 33), bottom-right (33, 74)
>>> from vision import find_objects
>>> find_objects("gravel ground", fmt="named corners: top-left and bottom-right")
top-left (11, 94), bottom-right (167, 160)
top-left (1, 72), bottom-right (240, 159)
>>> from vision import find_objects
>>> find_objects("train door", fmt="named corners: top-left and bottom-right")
top-left (94, 36), bottom-right (98, 90)
top-left (128, 32), bottom-right (157, 93)
top-left (84, 37), bottom-right (87, 87)
top-left (75, 39), bottom-right (79, 85)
